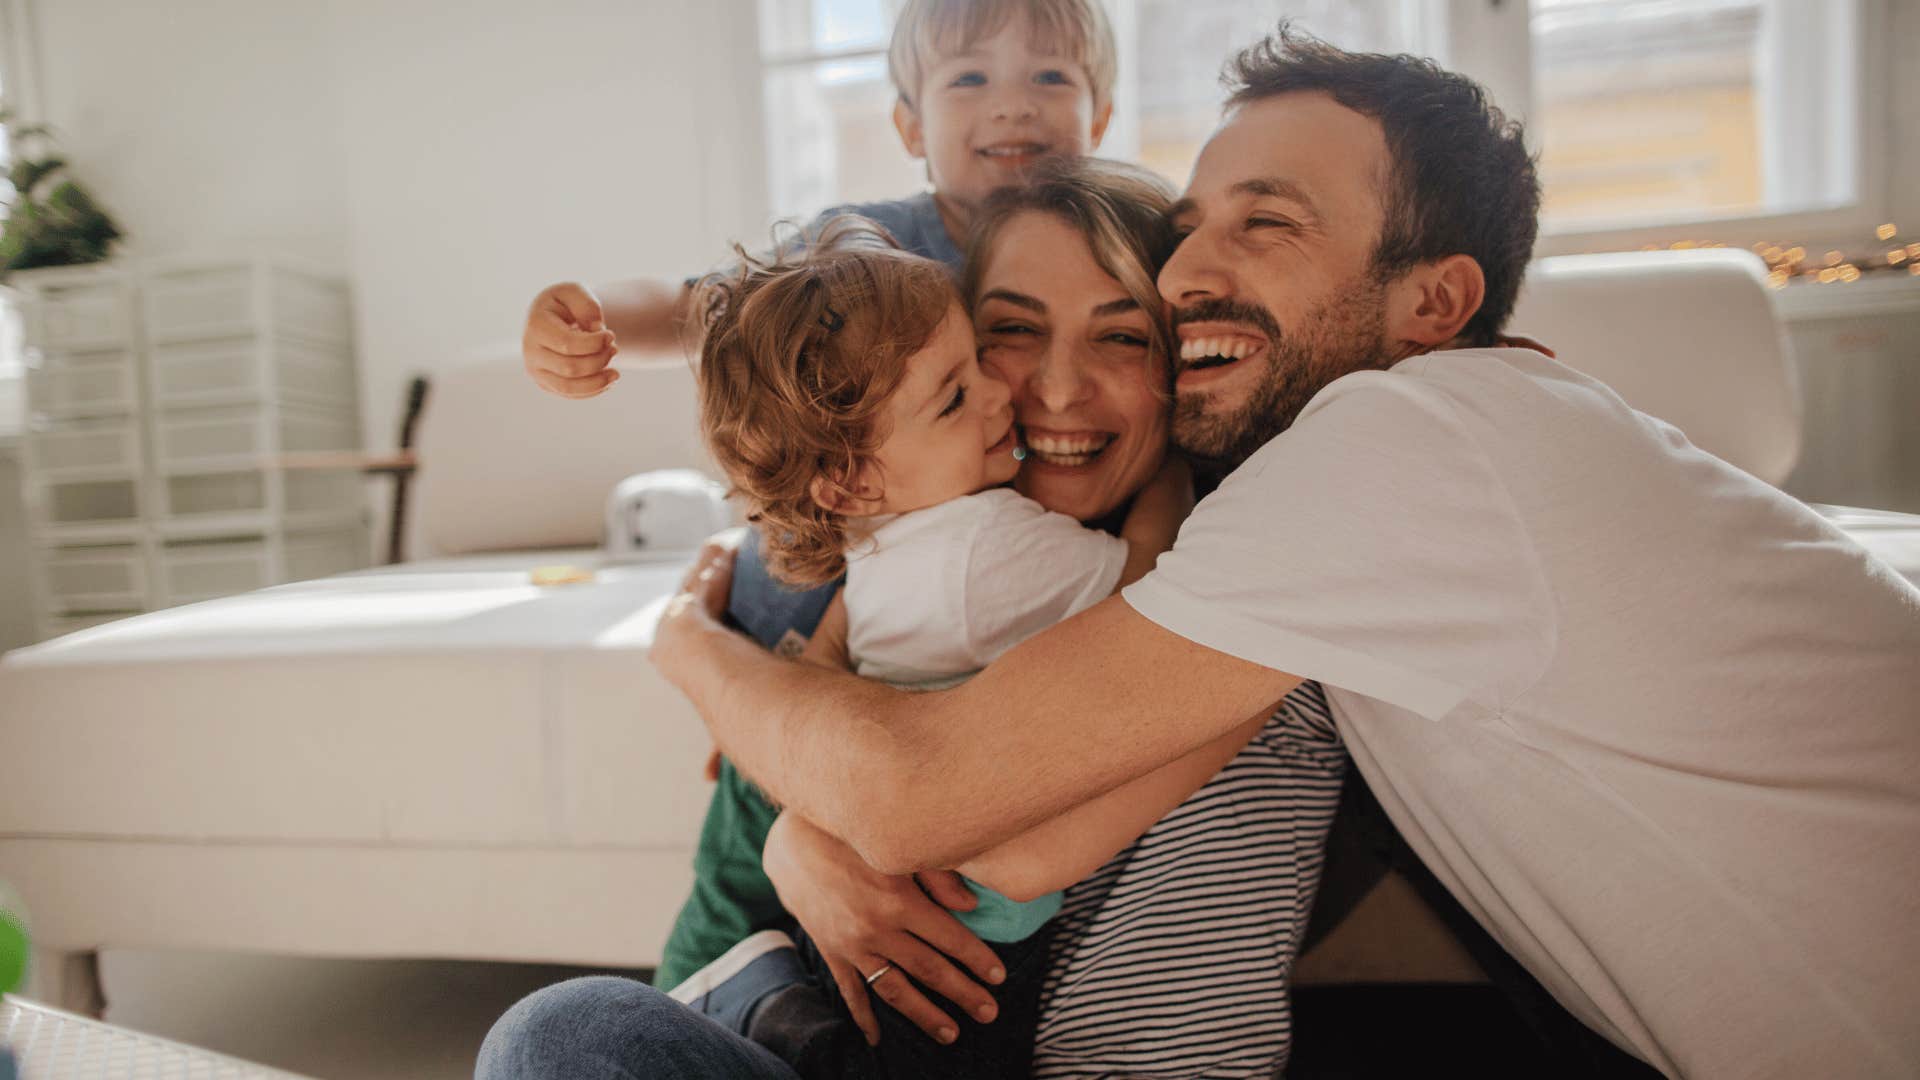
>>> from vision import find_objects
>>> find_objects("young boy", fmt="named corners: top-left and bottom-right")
top-left (517, 0), bottom-right (1124, 996)
top-left (520, 0), bottom-right (1116, 399)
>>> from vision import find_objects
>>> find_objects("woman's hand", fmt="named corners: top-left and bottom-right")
top-left (762, 812), bottom-right (1006, 1046)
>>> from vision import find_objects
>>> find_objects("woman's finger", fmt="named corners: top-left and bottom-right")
top-left (886, 933), bottom-right (998, 1026)
top-left (823, 952), bottom-right (882, 1047)
top-left (864, 959), bottom-right (960, 1046)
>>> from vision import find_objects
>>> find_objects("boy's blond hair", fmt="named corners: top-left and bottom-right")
top-left (888, 0), bottom-right (1118, 111)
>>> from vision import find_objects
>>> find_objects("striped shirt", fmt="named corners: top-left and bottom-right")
top-left (1032, 681), bottom-right (1344, 1078)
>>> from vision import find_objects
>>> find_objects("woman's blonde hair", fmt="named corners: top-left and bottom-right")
top-left (694, 217), bottom-right (958, 587)
top-left (888, 0), bottom-right (1119, 110)
top-left (962, 157), bottom-right (1180, 383)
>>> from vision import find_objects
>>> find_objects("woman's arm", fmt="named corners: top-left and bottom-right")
top-left (1115, 457), bottom-right (1193, 586)
top-left (958, 710), bottom-right (1268, 901)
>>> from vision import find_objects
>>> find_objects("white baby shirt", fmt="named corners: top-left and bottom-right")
top-left (844, 487), bottom-right (1129, 689)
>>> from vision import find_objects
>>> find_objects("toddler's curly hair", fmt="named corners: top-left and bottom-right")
top-left (695, 217), bottom-right (959, 587)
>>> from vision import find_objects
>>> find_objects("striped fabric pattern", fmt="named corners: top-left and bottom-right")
top-left (1032, 681), bottom-right (1345, 1078)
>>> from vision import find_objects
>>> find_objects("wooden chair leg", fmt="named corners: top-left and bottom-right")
top-left (28, 947), bottom-right (106, 1018)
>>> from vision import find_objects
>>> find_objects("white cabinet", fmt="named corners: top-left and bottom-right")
top-left (9, 257), bottom-right (370, 641)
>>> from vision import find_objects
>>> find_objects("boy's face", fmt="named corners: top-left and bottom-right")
top-left (894, 18), bottom-right (1112, 212)
top-left (857, 303), bottom-right (1020, 516)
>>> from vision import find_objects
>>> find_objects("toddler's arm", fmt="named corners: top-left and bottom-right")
top-left (523, 276), bottom-right (695, 398)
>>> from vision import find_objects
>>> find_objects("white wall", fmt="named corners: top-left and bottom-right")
top-left (24, 0), bottom-right (766, 473)
top-left (32, 1), bottom-right (353, 266)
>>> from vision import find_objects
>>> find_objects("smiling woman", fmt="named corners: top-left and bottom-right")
top-left (962, 157), bottom-right (1179, 524)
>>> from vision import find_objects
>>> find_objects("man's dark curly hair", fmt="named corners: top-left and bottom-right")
top-left (1224, 23), bottom-right (1540, 346)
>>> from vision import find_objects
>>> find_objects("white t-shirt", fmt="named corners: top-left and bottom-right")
top-left (846, 487), bottom-right (1129, 688)
top-left (1124, 348), bottom-right (1920, 1079)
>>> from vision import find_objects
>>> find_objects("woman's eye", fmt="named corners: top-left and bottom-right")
top-left (1105, 332), bottom-right (1149, 348)
top-left (949, 71), bottom-right (985, 88)
top-left (939, 384), bottom-right (968, 418)
top-left (989, 322), bottom-right (1038, 336)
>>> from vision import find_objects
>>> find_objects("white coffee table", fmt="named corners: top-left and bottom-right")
top-left (1, 994), bottom-right (311, 1078)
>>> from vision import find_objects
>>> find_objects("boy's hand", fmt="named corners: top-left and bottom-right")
top-left (762, 812), bottom-right (1003, 1048)
top-left (524, 282), bottom-right (621, 398)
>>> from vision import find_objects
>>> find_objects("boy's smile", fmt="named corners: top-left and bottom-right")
top-left (893, 15), bottom-right (1112, 221)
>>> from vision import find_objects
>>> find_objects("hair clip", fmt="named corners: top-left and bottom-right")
top-left (819, 304), bottom-right (845, 334)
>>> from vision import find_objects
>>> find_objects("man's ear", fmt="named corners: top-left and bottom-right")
top-left (1088, 99), bottom-right (1113, 150)
top-left (1386, 254), bottom-right (1486, 348)
top-left (893, 98), bottom-right (927, 160)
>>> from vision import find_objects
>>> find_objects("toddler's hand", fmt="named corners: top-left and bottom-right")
top-left (524, 282), bottom-right (620, 398)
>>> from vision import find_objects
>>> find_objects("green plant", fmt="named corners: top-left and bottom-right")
top-left (0, 107), bottom-right (122, 281)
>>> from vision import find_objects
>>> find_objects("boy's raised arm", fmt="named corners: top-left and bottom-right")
top-left (523, 276), bottom-right (695, 398)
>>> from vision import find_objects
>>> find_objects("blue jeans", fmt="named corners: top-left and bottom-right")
top-left (475, 976), bottom-right (800, 1080)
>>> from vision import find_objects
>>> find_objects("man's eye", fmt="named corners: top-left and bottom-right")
top-left (1034, 69), bottom-right (1072, 86)
top-left (950, 72), bottom-right (985, 88)
top-left (1247, 217), bottom-right (1294, 230)
top-left (939, 384), bottom-right (968, 418)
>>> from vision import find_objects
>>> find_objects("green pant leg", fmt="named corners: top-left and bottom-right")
top-left (654, 758), bottom-right (787, 990)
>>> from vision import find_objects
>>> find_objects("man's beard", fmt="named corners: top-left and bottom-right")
top-left (1172, 274), bottom-right (1392, 472)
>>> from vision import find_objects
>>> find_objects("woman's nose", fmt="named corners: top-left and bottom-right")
top-left (1032, 344), bottom-right (1094, 413)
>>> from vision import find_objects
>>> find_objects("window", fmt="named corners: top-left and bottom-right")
top-left (753, 0), bottom-right (1884, 250)
top-left (1531, 0), bottom-right (1862, 236)
top-left (756, 0), bottom-right (921, 224)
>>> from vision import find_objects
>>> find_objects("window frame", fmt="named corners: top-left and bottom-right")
top-left (749, 0), bottom-right (1896, 254)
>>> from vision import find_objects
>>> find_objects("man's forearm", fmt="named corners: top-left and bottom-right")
top-left (661, 602), bottom-right (922, 855)
top-left (653, 589), bottom-right (1304, 875)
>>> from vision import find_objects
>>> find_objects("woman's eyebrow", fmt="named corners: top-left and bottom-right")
top-left (1092, 298), bottom-right (1139, 317)
top-left (980, 288), bottom-right (1046, 313)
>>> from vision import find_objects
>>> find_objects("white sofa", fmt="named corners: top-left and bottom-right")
top-left (3, 250), bottom-right (1916, 1016)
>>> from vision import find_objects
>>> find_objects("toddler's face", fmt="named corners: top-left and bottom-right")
top-left (897, 17), bottom-right (1110, 212)
top-left (863, 303), bottom-right (1020, 516)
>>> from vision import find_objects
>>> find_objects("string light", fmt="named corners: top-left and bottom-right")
top-left (1639, 227), bottom-right (1915, 290)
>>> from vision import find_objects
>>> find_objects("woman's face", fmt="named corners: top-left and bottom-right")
top-left (973, 211), bottom-right (1170, 523)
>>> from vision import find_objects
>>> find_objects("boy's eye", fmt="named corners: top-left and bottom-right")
top-left (949, 71), bottom-right (986, 88)
top-left (938, 383), bottom-right (968, 419)
top-left (1034, 69), bottom-right (1072, 86)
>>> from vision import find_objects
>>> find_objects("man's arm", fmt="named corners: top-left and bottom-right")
top-left (652, 551), bottom-right (1304, 875)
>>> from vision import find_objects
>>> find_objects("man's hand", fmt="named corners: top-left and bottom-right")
top-left (524, 282), bottom-right (620, 398)
top-left (762, 813), bottom-right (1005, 1047)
